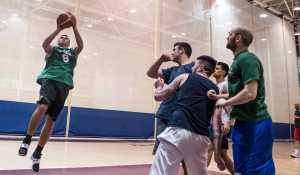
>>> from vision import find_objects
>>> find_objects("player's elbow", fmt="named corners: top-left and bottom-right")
top-left (78, 47), bottom-right (83, 54)
top-left (154, 95), bottom-right (163, 101)
top-left (246, 91), bottom-right (257, 101)
top-left (154, 91), bottom-right (168, 101)
top-left (79, 45), bottom-right (84, 51)
top-left (42, 44), bottom-right (48, 51)
top-left (147, 71), bottom-right (158, 79)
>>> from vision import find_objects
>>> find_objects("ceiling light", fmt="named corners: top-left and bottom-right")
top-left (261, 38), bottom-right (267, 41)
top-left (107, 17), bottom-right (113, 21)
top-left (288, 50), bottom-right (293, 54)
top-left (35, 0), bottom-right (43, 2)
top-left (294, 32), bottom-right (300, 36)
top-left (259, 13), bottom-right (268, 18)
top-left (215, 0), bottom-right (224, 6)
top-left (129, 9), bottom-right (137, 13)
top-left (226, 21), bottom-right (233, 25)
top-left (11, 13), bottom-right (19, 17)
top-left (294, 6), bottom-right (300, 11)
top-left (87, 24), bottom-right (93, 28)
top-left (1, 20), bottom-right (7, 24)
top-left (171, 35), bottom-right (177, 38)
top-left (29, 45), bottom-right (35, 49)
top-left (180, 32), bottom-right (186, 36)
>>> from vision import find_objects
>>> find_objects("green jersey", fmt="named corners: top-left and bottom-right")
top-left (228, 51), bottom-right (270, 121)
top-left (37, 46), bottom-right (77, 89)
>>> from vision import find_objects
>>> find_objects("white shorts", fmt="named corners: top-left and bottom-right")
top-left (149, 127), bottom-right (210, 175)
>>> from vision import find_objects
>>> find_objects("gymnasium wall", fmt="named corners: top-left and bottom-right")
top-left (0, 0), bottom-right (298, 139)
top-left (211, 0), bottom-right (300, 124)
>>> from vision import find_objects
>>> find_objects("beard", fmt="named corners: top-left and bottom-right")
top-left (226, 38), bottom-right (236, 52)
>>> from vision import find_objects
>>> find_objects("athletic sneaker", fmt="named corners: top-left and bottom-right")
top-left (290, 152), bottom-right (300, 158)
top-left (18, 143), bottom-right (29, 156)
top-left (31, 153), bottom-right (42, 172)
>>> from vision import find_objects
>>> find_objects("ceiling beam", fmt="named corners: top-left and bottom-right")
top-left (262, 0), bottom-right (276, 3)
top-left (283, 0), bottom-right (293, 17)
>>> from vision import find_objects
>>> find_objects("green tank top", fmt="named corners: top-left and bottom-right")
top-left (37, 46), bottom-right (77, 89)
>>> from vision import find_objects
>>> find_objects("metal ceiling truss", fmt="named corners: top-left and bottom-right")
top-left (249, 0), bottom-right (299, 22)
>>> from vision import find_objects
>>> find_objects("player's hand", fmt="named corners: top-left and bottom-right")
top-left (65, 12), bottom-right (77, 27)
top-left (154, 78), bottom-right (164, 88)
top-left (207, 89), bottom-right (218, 100)
top-left (223, 121), bottom-right (231, 135)
top-left (216, 98), bottom-right (227, 107)
top-left (70, 13), bottom-right (77, 27)
top-left (57, 12), bottom-right (73, 31)
top-left (159, 54), bottom-right (172, 62)
top-left (57, 21), bottom-right (64, 31)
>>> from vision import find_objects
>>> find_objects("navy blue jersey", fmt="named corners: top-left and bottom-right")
top-left (169, 74), bottom-right (219, 136)
top-left (156, 62), bottom-right (194, 120)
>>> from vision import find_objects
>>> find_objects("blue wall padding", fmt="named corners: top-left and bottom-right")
top-left (69, 106), bottom-right (154, 138)
top-left (272, 122), bottom-right (293, 139)
top-left (0, 100), bottom-right (295, 139)
top-left (0, 100), bottom-right (67, 136)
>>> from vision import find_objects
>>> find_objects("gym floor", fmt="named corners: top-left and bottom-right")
top-left (0, 140), bottom-right (299, 175)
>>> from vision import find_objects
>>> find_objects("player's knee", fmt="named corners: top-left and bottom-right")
top-left (46, 116), bottom-right (54, 124)
top-left (37, 104), bottom-right (48, 113)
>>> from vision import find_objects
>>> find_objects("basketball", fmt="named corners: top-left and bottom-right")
top-left (56, 13), bottom-right (73, 28)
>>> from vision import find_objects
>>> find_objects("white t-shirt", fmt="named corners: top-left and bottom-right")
top-left (217, 81), bottom-right (231, 123)
top-left (217, 81), bottom-right (228, 94)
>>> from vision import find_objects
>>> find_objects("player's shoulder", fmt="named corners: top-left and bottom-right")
top-left (238, 51), bottom-right (260, 64)
top-left (164, 65), bottom-right (179, 72)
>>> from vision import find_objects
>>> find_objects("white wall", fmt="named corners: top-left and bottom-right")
top-left (0, 0), bottom-right (298, 123)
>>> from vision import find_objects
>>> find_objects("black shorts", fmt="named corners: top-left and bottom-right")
top-left (221, 129), bottom-right (231, 150)
top-left (37, 79), bottom-right (69, 121)
top-left (152, 118), bottom-right (169, 155)
top-left (156, 118), bottom-right (169, 135)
